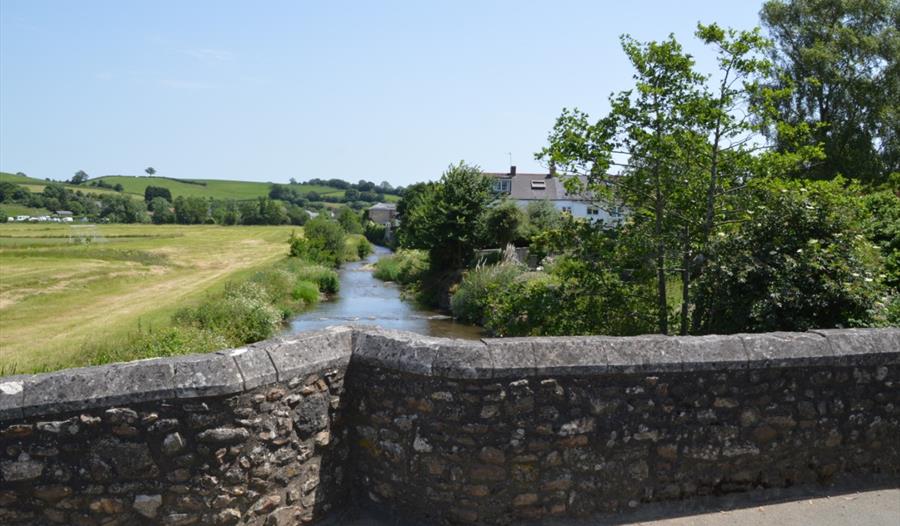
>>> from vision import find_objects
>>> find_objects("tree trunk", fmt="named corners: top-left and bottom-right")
top-left (680, 225), bottom-right (690, 336)
top-left (654, 169), bottom-right (668, 335)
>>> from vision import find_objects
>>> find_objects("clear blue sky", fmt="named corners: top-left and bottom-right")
top-left (1, 1), bottom-right (765, 187)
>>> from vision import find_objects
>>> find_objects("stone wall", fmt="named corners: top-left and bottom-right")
top-left (0, 327), bottom-right (353, 526)
top-left (1, 326), bottom-right (898, 525)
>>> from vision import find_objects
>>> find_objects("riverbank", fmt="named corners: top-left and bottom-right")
top-left (288, 245), bottom-right (483, 339)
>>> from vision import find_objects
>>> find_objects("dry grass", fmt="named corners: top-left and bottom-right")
top-left (0, 223), bottom-right (299, 372)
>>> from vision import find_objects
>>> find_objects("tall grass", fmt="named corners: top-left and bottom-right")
top-left (450, 262), bottom-right (526, 324)
top-left (373, 249), bottom-right (428, 284)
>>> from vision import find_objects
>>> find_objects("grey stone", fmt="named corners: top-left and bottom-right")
top-left (1, 453), bottom-right (43, 481)
top-left (352, 328), bottom-right (438, 375)
top-left (676, 334), bottom-right (748, 370)
top-left (520, 336), bottom-right (608, 376)
top-left (604, 335), bottom-right (684, 373)
top-left (267, 327), bottom-right (353, 382)
top-left (484, 338), bottom-right (539, 377)
top-left (741, 332), bottom-right (833, 368)
top-left (22, 359), bottom-right (175, 418)
top-left (196, 427), bottom-right (250, 444)
top-left (229, 345), bottom-right (278, 390)
top-left (133, 494), bottom-right (162, 518)
top-left (0, 374), bottom-right (29, 422)
top-left (432, 340), bottom-right (493, 379)
top-left (162, 432), bottom-right (186, 456)
top-left (172, 353), bottom-right (243, 398)
top-left (811, 328), bottom-right (900, 365)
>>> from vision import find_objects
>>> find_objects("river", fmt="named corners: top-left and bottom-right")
top-left (287, 245), bottom-right (484, 339)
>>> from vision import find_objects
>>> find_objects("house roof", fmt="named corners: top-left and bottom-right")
top-left (368, 202), bottom-right (397, 211)
top-left (484, 172), bottom-right (594, 202)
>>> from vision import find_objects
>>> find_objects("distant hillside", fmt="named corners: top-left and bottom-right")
top-left (0, 172), bottom-right (141, 201)
top-left (2, 172), bottom-right (399, 205)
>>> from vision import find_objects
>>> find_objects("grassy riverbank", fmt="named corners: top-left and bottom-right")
top-left (0, 223), bottom-right (303, 373)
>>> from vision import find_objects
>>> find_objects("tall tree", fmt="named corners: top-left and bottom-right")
top-left (145, 167), bottom-right (156, 176)
top-left (760, 0), bottom-right (899, 184)
top-left (397, 162), bottom-right (493, 272)
top-left (70, 170), bottom-right (88, 185)
top-left (541, 35), bottom-right (707, 334)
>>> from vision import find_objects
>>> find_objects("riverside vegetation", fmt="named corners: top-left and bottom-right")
top-left (377, 0), bottom-right (900, 337)
top-left (0, 214), bottom-right (371, 374)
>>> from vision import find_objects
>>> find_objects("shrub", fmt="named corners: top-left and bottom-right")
top-left (693, 178), bottom-right (888, 333)
top-left (373, 249), bottom-right (428, 285)
top-left (281, 259), bottom-right (340, 294)
top-left (88, 326), bottom-right (229, 365)
top-left (174, 282), bottom-right (283, 344)
top-left (450, 263), bottom-right (526, 324)
top-left (292, 280), bottom-right (320, 305)
top-left (291, 217), bottom-right (346, 266)
top-left (357, 238), bottom-right (373, 258)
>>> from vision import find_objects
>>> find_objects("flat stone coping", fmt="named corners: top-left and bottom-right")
top-left (1, 326), bottom-right (897, 422)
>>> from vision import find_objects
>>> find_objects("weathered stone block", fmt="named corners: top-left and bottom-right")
top-left (172, 353), bottom-right (242, 398)
top-left (741, 332), bottom-right (833, 368)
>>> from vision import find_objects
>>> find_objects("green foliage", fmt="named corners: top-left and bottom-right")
top-left (397, 162), bottom-right (493, 272)
top-left (337, 206), bottom-right (363, 234)
top-left (144, 185), bottom-right (172, 203)
top-left (373, 249), bottom-right (428, 285)
top-left (289, 217), bottom-right (346, 266)
top-left (173, 281), bottom-right (284, 345)
top-left (86, 326), bottom-right (229, 365)
top-left (694, 178), bottom-right (889, 333)
top-left (280, 258), bottom-right (340, 294)
top-left (364, 221), bottom-right (387, 246)
top-left (450, 263), bottom-right (526, 324)
top-left (861, 189), bottom-right (900, 290)
top-left (760, 0), bottom-right (899, 184)
top-left (481, 200), bottom-right (526, 248)
top-left (174, 196), bottom-right (209, 224)
top-left (70, 170), bottom-right (88, 185)
top-left (291, 280), bottom-right (320, 305)
top-left (148, 196), bottom-right (174, 224)
top-left (356, 237), bottom-right (373, 258)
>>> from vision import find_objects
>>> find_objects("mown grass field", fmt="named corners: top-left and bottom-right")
top-left (0, 223), bottom-right (299, 373)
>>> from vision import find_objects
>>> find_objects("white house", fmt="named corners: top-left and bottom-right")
top-left (484, 166), bottom-right (623, 224)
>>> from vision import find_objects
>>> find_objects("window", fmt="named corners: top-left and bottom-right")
top-left (493, 179), bottom-right (511, 193)
top-left (530, 180), bottom-right (546, 190)
top-left (561, 206), bottom-right (572, 214)
top-left (587, 207), bottom-right (600, 215)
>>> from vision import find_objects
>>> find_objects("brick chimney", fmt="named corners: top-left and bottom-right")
top-left (509, 165), bottom-right (516, 176)
top-left (548, 160), bottom-right (556, 178)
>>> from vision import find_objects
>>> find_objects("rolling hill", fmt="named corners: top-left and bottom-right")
top-left (1, 172), bottom-right (400, 205)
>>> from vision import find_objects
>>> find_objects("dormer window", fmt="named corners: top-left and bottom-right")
top-left (493, 179), bottom-right (511, 193)
top-left (530, 180), bottom-right (546, 190)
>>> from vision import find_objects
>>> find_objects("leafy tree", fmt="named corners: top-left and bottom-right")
top-left (336, 206), bottom-right (363, 234)
top-left (145, 167), bottom-right (156, 176)
top-left (113, 183), bottom-right (124, 192)
top-left (289, 177), bottom-right (298, 185)
top-left (482, 199), bottom-right (525, 247)
top-left (100, 195), bottom-right (148, 223)
top-left (397, 162), bottom-right (493, 272)
top-left (149, 197), bottom-right (175, 224)
top-left (759, 0), bottom-right (900, 184)
top-left (174, 196), bottom-right (209, 224)
top-left (290, 217), bottom-right (346, 266)
top-left (306, 191), bottom-right (321, 201)
top-left (693, 178), bottom-right (887, 332)
top-left (286, 204), bottom-right (310, 226)
top-left (70, 170), bottom-right (88, 185)
top-left (144, 185), bottom-right (172, 203)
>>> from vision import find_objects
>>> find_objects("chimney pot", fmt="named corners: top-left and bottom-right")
top-left (510, 165), bottom-right (516, 176)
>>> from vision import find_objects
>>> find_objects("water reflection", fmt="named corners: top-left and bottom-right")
top-left (288, 245), bottom-right (483, 340)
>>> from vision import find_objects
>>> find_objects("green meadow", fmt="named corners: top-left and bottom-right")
top-left (0, 223), bottom-right (300, 372)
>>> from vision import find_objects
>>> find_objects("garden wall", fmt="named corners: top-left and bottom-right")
top-left (1, 326), bottom-right (898, 525)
